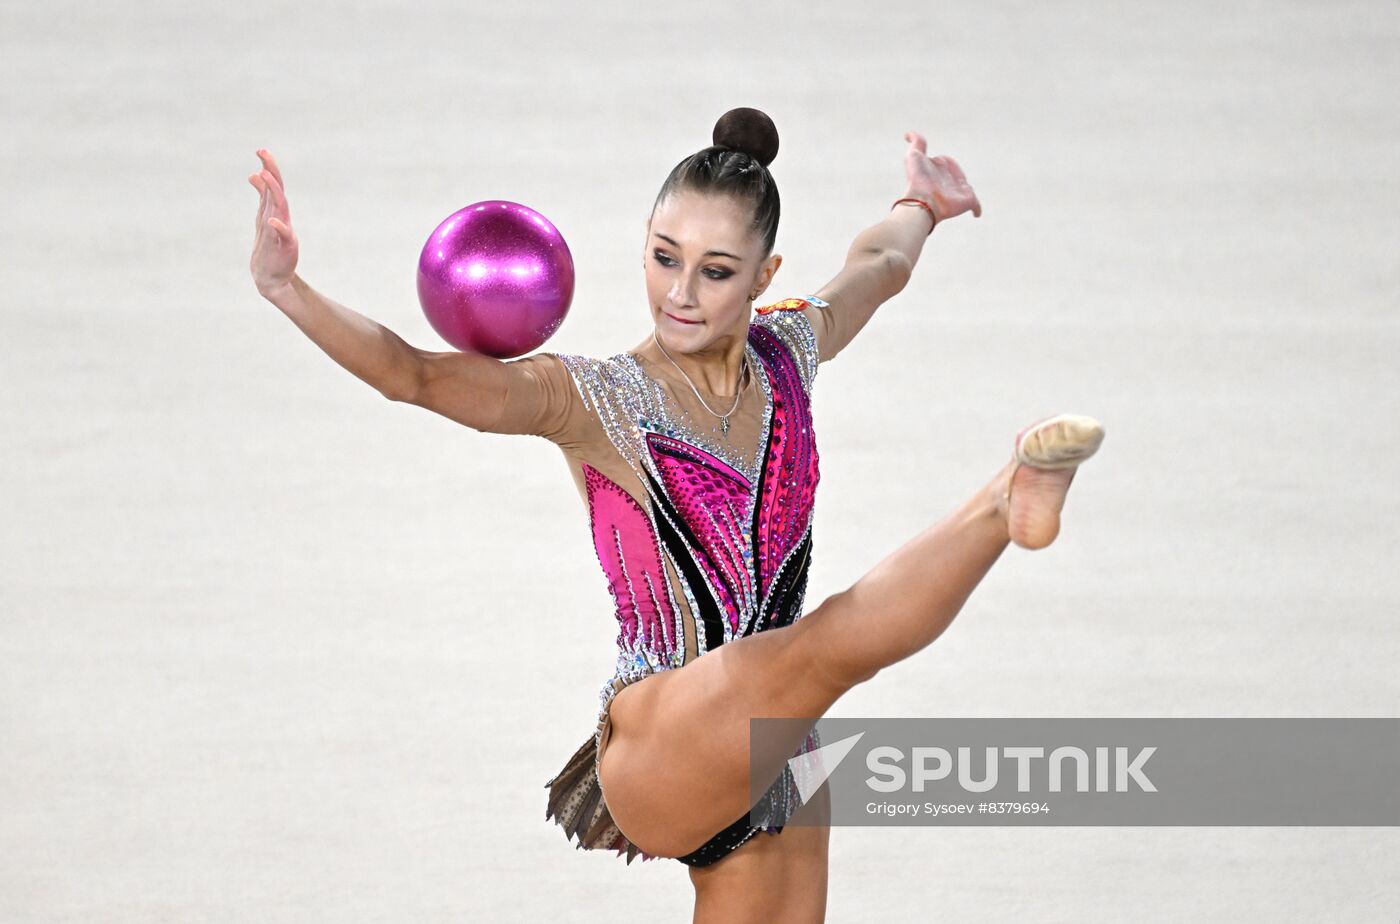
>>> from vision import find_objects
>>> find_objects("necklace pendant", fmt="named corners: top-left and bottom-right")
top-left (720, 416), bottom-right (730, 437)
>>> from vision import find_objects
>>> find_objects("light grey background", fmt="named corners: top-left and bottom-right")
top-left (3, 0), bottom-right (1397, 921)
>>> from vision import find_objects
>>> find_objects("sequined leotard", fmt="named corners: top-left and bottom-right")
top-left (493, 296), bottom-right (827, 866)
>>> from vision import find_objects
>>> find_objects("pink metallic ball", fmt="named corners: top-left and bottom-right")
top-left (416, 200), bottom-right (575, 358)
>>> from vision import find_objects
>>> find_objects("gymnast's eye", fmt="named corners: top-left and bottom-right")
top-left (653, 251), bottom-right (733, 280)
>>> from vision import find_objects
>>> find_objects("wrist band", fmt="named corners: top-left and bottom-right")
top-left (891, 197), bottom-right (937, 235)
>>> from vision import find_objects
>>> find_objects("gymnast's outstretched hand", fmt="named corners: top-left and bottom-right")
top-left (248, 149), bottom-right (300, 296)
top-left (902, 130), bottom-right (982, 222)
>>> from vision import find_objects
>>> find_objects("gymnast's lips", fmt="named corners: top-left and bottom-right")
top-left (664, 311), bottom-right (701, 325)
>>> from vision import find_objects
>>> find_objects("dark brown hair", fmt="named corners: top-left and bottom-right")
top-left (651, 107), bottom-right (782, 259)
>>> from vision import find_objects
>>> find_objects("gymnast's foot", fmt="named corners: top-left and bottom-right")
top-left (996, 414), bottom-right (1106, 550)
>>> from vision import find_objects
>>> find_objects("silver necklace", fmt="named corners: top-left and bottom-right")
top-left (651, 330), bottom-right (750, 437)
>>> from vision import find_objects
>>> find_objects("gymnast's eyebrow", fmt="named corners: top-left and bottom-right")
top-left (652, 232), bottom-right (744, 262)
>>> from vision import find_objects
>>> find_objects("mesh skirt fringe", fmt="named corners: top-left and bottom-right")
top-left (543, 730), bottom-right (655, 864)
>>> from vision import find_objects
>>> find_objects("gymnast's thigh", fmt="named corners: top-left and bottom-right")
top-left (689, 822), bottom-right (831, 924)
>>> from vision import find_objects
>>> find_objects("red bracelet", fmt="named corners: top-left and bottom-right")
top-left (891, 196), bottom-right (937, 235)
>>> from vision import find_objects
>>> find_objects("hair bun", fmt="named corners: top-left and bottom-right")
top-left (712, 107), bottom-right (779, 168)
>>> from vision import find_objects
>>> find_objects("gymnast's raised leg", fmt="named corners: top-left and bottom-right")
top-left (598, 414), bottom-right (1104, 859)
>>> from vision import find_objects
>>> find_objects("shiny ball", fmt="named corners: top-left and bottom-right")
top-left (416, 200), bottom-right (575, 358)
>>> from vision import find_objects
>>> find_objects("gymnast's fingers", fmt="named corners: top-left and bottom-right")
top-left (259, 168), bottom-right (292, 226)
top-left (257, 149), bottom-right (286, 193)
top-left (249, 173), bottom-right (269, 235)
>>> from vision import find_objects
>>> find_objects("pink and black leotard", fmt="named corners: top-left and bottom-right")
top-left (493, 296), bottom-right (827, 866)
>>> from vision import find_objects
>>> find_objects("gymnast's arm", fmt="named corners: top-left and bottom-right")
top-left (248, 152), bottom-right (568, 440)
top-left (261, 271), bottom-right (573, 440)
top-left (804, 214), bottom-right (922, 364)
top-left (394, 346), bottom-right (580, 442)
top-left (804, 131), bottom-right (982, 364)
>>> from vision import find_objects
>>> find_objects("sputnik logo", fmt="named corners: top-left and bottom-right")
top-left (787, 732), bottom-right (867, 802)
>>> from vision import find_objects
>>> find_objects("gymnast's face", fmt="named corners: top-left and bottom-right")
top-left (643, 189), bottom-right (780, 354)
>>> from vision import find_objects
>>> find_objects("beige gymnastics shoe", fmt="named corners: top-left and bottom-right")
top-left (1002, 414), bottom-right (1106, 550)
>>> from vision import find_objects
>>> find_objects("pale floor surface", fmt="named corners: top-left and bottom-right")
top-left (2, 1), bottom-right (1398, 921)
